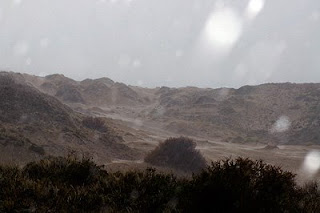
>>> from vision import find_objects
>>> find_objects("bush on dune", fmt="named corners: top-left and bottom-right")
top-left (82, 116), bottom-right (108, 132)
top-left (144, 137), bottom-right (207, 173)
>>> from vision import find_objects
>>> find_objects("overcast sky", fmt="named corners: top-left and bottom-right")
top-left (0, 0), bottom-right (319, 88)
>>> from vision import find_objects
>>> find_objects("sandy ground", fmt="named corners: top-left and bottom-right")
top-left (82, 105), bottom-right (320, 184)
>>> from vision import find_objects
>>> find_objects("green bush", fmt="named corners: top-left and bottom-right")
top-left (0, 156), bottom-right (320, 212)
top-left (144, 137), bottom-right (207, 173)
top-left (28, 144), bottom-right (45, 155)
top-left (23, 155), bottom-right (104, 186)
top-left (298, 182), bottom-right (320, 213)
top-left (105, 168), bottom-right (180, 212)
top-left (82, 116), bottom-right (108, 132)
top-left (179, 158), bottom-right (300, 212)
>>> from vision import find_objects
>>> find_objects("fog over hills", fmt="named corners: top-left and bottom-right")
top-left (0, 0), bottom-right (319, 87)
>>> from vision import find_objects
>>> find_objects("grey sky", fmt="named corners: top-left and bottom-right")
top-left (0, 0), bottom-right (319, 88)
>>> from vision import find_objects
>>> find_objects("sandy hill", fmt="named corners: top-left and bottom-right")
top-left (3, 71), bottom-right (320, 181)
top-left (153, 83), bottom-right (320, 144)
top-left (23, 73), bottom-right (150, 106)
top-left (5, 71), bottom-right (320, 147)
top-left (0, 72), bottom-right (142, 164)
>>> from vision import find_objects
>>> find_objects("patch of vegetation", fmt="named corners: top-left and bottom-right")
top-left (28, 144), bottom-right (45, 155)
top-left (0, 156), bottom-right (320, 212)
top-left (179, 158), bottom-right (300, 212)
top-left (144, 137), bottom-right (207, 173)
top-left (0, 128), bottom-right (30, 147)
top-left (82, 116), bottom-right (108, 132)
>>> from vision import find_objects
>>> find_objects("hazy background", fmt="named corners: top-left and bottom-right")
top-left (0, 0), bottom-right (319, 88)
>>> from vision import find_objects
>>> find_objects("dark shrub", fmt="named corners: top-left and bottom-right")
top-left (298, 181), bottom-right (320, 212)
top-left (144, 137), bottom-right (207, 173)
top-left (23, 155), bottom-right (104, 186)
top-left (21, 156), bottom-right (109, 212)
top-left (106, 168), bottom-right (181, 212)
top-left (179, 158), bottom-right (300, 213)
top-left (82, 116), bottom-right (108, 132)
top-left (0, 166), bottom-right (35, 212)
top-left (28, 144), bottom-right (45, 155)
top-left (1, 156), bottom-right (320, 212)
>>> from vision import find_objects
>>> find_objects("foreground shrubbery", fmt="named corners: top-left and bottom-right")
top-left (1, 156), bottom-right (320, 212)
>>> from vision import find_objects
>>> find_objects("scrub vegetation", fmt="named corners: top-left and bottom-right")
top-left (144, 137), bottom-right (207, 173)
top-left (1, 155), bottom-right (319, 212)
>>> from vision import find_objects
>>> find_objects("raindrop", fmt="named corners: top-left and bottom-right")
top-left (219, 88), bottom-right (230, 99)
top-left (38, 72), bottom-right (48, 77)
top-left (233, 63), bottom-right (248, 80)
top-left (0, 8), bottom-right (3, 22)
top-left (13, 0), bottom-right (22, 5)
top-left (132, 59), bottom-right (141, 68)
top-left (246, 0), bottom-right (265, 19)
top-left (175, 50), bottom-right (183, 57)
top-left (40, 38), bottom-right (50, 48)
top-left (205, 8), bottom-right (243, 49)
top-left (271, 116), bottom-right (291, 133)
top-left (302, 151), bottom-right (320, 176)
top-left (133, 119), bottom-right (143, 127)
top-left (118, 54), bottom-right (131, 67)
top-left (155, 106), bottom-right (166, 117)
top-left (13, 41), bottom-right (29, 56)
top-left (26, 58), bottom-right (32, 65)
top-left (309, 11), bottom-right (320, 21)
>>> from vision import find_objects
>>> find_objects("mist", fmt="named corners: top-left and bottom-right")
top-left (0, 0), bottom-right (319, 88)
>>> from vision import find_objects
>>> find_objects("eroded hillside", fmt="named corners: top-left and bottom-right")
top-left (18, 72), bottom-right (320, 145)
top-left (0, 72), bottom-right (143, 164)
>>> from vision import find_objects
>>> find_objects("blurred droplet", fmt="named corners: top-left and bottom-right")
top-left (130, 190), bottom-right (139, 200)
top-left (154, 106), bottom-right (166, 117)
top-left (0, 8), bottom-right (3, 22)
top-left (126, 0), bottom-right (133, 4)
top-left (13, 0), bottom-right (22, 5)
top-left (233, 63), bottom-right (248, 80)
top-left (40, 38), bottom-right (50, 48)
top-left (205, 8), bottom-right (242, 49)
top-left (309, 11), bottom-right (320, 21)
top-left (246, 0), bottom-right (265, 19)
top-left (219, 88), bottom-right (230, 99)
top-left (133, 119), bottom-right (143, 127)
top-left (118, 54), bottom-right (131, 67)
top-left (132, 59), bottom-right (141, 68)
top-left (214, 0), bottom-right (225, 9)
top-left (13, 41), bottom-right (29, 56)
top-left (175, 50), bottom-right (183, 57)
top-left (271, 116), bottom-right (291, 133)
top-left (38, 72), bottom-right (48, 77)
top-left (19, 114), bottom-right (28, 123)
top-left (26, 58), bottom-right (32, 65)
top-left (302, 151), bottom-right (320, 176)
top-left (165, 77), bottom-right (173, 83)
